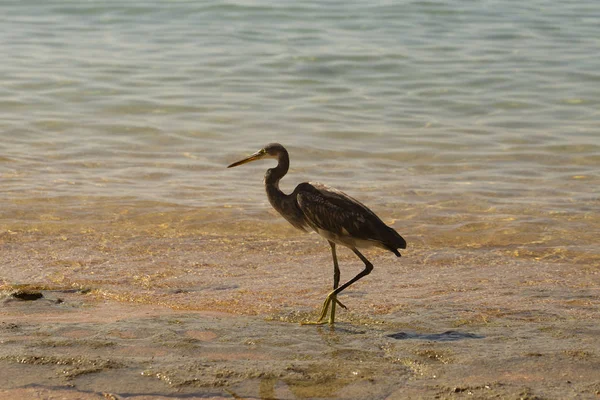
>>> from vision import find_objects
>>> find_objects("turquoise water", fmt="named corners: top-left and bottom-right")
top-left (1, 0), bottom-right (599, 277)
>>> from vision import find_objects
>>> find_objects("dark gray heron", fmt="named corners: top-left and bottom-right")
top-left (227, 143), bottom-right (406, 324)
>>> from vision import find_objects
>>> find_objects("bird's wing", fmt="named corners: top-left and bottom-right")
top-left (294, 182), bottom-right (389, 242)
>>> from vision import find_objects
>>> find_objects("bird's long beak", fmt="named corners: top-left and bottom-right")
top-left (227, 149), bottom-right (265, 168)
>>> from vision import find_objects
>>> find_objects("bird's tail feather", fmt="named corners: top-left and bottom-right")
top-left (387, 246), bottom-right (402, 257)
top-left (384, 227), bottom-right (406, 257)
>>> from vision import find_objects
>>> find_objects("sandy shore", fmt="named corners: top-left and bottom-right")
top-left (1, 283), bottom-right (599, 400)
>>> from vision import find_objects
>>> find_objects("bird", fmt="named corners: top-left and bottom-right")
top-left (227, 143), bottom-right (406, 324)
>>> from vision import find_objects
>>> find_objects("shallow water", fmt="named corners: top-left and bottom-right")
top-left (1, 0), bottom-right (600, 398)
top-left (1, 285), bottom-right (599, 399)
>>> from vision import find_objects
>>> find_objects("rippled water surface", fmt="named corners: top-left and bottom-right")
top-left (2, 1), bottom-right (599, 239)
top-left (1, 1), bottom-right (599, 398)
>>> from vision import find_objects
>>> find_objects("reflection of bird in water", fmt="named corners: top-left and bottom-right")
top-left (228, 143), bottom-right (407, 324)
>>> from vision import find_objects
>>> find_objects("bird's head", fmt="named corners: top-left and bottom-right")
top-left (227, 143), bottom-right (287, 168)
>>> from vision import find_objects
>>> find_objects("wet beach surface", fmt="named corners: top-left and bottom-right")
top-left (1, 227), bottom-right (599, 399)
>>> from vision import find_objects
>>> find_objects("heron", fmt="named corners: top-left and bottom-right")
top-left (227, 143), bottom-right (407, 324)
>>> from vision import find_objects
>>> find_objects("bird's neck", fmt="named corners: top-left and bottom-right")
top-left (264, 149), bottom-right (290, 206)
top-left (264, 149), bottom-right (289, 187)
top-left (262, 148), bottom-right (308, 232)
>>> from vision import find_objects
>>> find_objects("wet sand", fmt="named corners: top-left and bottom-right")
top-left (1, 228), bottom-right (599, 399)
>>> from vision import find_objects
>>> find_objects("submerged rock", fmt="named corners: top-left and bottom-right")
top-left (10, 290), bottom-right (44, 301)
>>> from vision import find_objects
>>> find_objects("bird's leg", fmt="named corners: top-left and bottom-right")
top-left (328, 241), bottom-right (347, 324)
top-left (302, 241), bottom-right (346, 326)
top-left (309, 248), bottom-right (373, 325)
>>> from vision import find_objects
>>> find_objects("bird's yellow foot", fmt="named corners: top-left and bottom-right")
top-left (301, 292), bottom-right (346, 325)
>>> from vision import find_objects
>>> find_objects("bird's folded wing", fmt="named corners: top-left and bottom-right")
top-left (295, 182), bottom-right (386, 241)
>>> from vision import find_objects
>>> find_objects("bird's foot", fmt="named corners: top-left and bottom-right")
top-left (301, 319), bottom-right (329, 326)
top-left (301, 292), bottom-right (346, 325)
